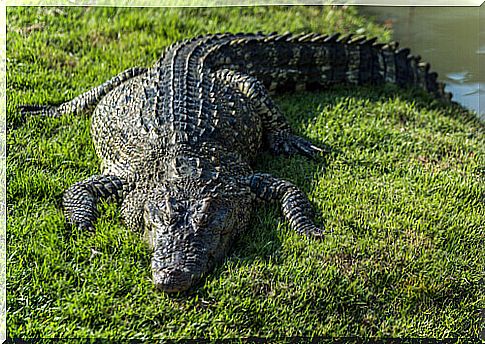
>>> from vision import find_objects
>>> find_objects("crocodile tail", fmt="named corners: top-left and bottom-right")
top-left (203, 32), bottom-right (452, 103)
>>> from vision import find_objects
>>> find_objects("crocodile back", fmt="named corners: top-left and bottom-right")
top-left (158, 32), bottom-right (450, 102)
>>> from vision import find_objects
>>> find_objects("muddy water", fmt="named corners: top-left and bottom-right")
top-left (360, 6), bottom-right (484, 121)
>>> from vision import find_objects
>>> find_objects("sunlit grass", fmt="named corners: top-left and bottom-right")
top-left (7, 6), bottom-right (484, 339)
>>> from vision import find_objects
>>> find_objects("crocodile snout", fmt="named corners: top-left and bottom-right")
top-left (153, 268), bottom-right (195, 293)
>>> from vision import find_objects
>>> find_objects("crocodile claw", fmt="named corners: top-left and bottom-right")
top-left (298, 224), bottom-right (327, 239)
top-left (269, 131), bottom-right (331, 159)
top-left (65, 219), bottom-right (95, 233)
top-left (78, 222), bottom-right (96, 233)
top-left (288, 134), bottom-right (331, 159)
top-left (64, 220), bottom-right (95, 238)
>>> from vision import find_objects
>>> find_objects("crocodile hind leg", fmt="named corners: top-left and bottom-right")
top-left (20, 67), bottom-right (148, 117)
top-left (63, 175), bottom-right (128, 231)
top-left (214, 68), bottom-right (330, 158)
top-left (245, 173), bottom-right (325, 238)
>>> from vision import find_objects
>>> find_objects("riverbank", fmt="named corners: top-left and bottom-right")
top-left (359, 6), bottom-right (484, 121)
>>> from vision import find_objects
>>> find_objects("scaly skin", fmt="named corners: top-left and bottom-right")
top-left (20, 32), bottom-right (451, 292)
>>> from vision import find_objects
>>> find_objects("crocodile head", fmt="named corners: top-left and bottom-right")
top-left (142, 183), bottom-right (246, 292)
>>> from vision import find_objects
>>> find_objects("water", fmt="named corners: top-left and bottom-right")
top-left (360, 6), bottom-right (484, 121)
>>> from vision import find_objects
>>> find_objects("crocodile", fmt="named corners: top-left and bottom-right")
top-left (21, 32), bottom-right (451, 293)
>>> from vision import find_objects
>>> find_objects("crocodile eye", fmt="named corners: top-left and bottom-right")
top-left (161, 198), bottom-right (177, 226)
top-left (145, 200), bottom-right (177, 227)
top-left (194, 212), bottom-right (209, 227)
top-left (194, 198), bottom-right (211, 227)
top-left (145, 202), bottom-right (164, 226)
top-left (160, 213), bottom-right (175, 226)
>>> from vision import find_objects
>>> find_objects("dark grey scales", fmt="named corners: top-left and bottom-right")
top-left (21, 32), bottom-right (451, 292)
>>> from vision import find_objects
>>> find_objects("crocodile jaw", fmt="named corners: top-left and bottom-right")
top-left (152, 265), bottom-right (197, 293)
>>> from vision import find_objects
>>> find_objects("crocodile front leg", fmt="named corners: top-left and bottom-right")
top-left (214, 68), bottom-right (330, 158)
top-left (245, 173), bottom-right (325, 238)
top-left (63, 175), bottom-right (127, 231)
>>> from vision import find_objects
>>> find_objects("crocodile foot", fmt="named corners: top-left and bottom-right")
top-left (267, 131), bottom-right (331, 159)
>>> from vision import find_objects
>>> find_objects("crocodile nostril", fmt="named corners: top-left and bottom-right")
top-left (153, 268), bottom-right (194, 293)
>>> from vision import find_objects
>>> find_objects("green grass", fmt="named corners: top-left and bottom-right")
top-left (7, 6), bottom-right (485, 339)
